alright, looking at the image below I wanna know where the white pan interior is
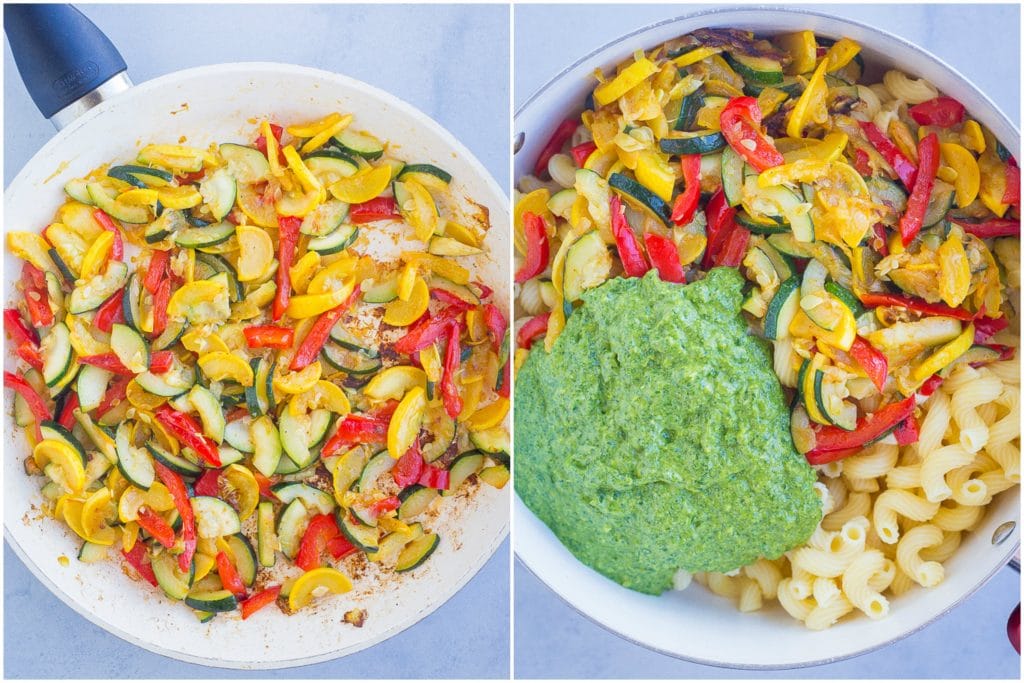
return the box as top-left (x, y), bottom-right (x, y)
top-left (4, 62), bottom-right (510, 670)
top-left (513, 8), bottom-right (1019, 669)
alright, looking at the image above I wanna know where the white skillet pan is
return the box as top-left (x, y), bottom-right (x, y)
top-left (513, 6), bottom-right (1020, 669)
top-left (4, 5), bottom-right (509, 670)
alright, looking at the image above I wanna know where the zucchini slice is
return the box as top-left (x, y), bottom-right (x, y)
top-left (218, 143), bottom-right (270, 183)
top-left (357, 450), bottom-right (395, 492)
top-left (395, 532), bottom-right (439, 572)
top-left (174, 222), bottom-right (235, 249)
top-left (41, 322), bottom-right (74, 387)
top-left (332, 129), bottom-right (384, 160)
top-left (276, 498), bottom-right (308, 559)
top-left (223, 416), bottom-right (255, 453)
top-left (184, 589), bottom-right (238, 613)
top-left (153, 551), bottom-right (195, 600)
top-left (337, 511), bottom-right (379, 553)
top-left (445, 451), bottom-right (486, 495)
top-left (257, 500), bottom-right (277, 567)
top-left (300, 200), bottom-right (349, 237)
top-left (190, 496), bottom-right (242, 538)
top-left (764, 277), bottom-right (800, 340)
top-left (563, 231), bottom-right (612, 302)
top-left (659, 131), bottom-right (726, 156)
top-left (114, 422), bottom-right (156, 490)
top-left (199, 168), bottom-right (237, 221)
top-left (398, 485), bottom-right (439, 520)
top-left (225, 534), bottom-right (257, 586)
top-left (608, 172), bottom-right (672, 227)
top-left (320, 343), bottom-right (383, 376)
top-left (725, 52), bottom-right (784, 86)
top-left (270, 482), bottom-right (335, 515)
top-left (307, 223), bottom-right (358, 255)
top-left (146, 442), bottom-right (202, 476)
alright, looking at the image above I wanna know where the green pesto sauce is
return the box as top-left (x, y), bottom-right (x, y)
top-left (515, 268), bottom-right (821, 595)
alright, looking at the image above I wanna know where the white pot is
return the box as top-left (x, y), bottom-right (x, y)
top-left (4, 62), bottom-right (510, 669)
top-left (513, 7), bottom-right (1019, 669)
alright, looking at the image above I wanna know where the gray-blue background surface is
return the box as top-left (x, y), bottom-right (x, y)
top-left (4, 3), bottom-right (509, 678)
top-left (514, 3), bottom-right (1020, 679)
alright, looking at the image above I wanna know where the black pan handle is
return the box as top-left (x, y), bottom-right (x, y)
top-left (4, 4), bottom-right (127, 120)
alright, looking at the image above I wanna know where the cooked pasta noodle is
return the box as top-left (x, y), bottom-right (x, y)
top-left (842, 550), bottom-right (891, 619)
top-left (949, 372), bottom-right (1004, 452)
top-left (896, 524), bottom-right (945, 587)
top-left (882, 69), bottom-right (939, 104)
top-left (855, 84), bottom-right (882, 119)
top-left (805, 594), bottom-right (854, 631)
top-left (873, 489), bottom-right (940, 544)
top-left (737, 577), bottom-right (764, 612)
top-left (843, 443), bottom-right (899, 480)
top-left (920, 444), bottom-right (974, 502)
top-left (518, 278), bottom-right (548, 316)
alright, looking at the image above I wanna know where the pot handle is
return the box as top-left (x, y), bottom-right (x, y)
top-left (3, 4), bottom-right (131, 128)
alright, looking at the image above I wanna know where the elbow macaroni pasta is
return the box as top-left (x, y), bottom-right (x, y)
top-left (701, 361), bottom-right (1019, 628)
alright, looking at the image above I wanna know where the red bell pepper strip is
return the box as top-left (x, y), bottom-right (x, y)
top-left (853, 147), bottom-right (873, 177)
top-left (244, 325), bottom-right (294, 349)
top-left (515, 212), bottom-right (550, 284)
top-left (95, 376), bottom-right (130, 417)
top-left (79, 353), bottom-right (134, 375)
top-left (295, 513), bottom-right (340, 572)
top-left (719, 97), bottom-right (784, 172)
top-left (216, 551), bottom-right (248, 599)
top-left (175, 170), bottom-right (206, 184)
top-left (671, 155), bottom-right (702, 226)
top-left (92, 210), bottom-right (124, 261)
top-left (4, 371), bottom-right (50, 439)
top-left (919, 374), bottom-right (944, 397)
top-left (136, 507), bottom-right (177, 548)
top-left (859, 121), bottom-right (918, 189)
top-left (858, 291), bottom-right (973, 320)
top-left (321, 413), bottom-right (391, 457)
top-left (474, 281), bottom-right (494, 301)
top-left (93, 290), bottom-right (125, 333)
top-left (368, 496), bottom-right (401, 518)
top-left (154, 404), bottom-right (221, 467)
top-left (290, 285), bottom-right (361, 371)
top-left (143, 250), bottom-right (170, 294)
top-left (121, 543), bottom-right (158, 586)
top-left (193, 469), bottom-right (221, 497)
top-left (974, 316), bottom-right (1009, 343)
top-left (153, 460), bottom-right (196, 573)
top-left (253, 470), bottom-right (278, 500)
top-left (898, 133), bottom-right (941, 246)
top-left (148, 350), bottom-right (175, 374)
top-left (848, 337), bottom-right (889, 392)
top-left (151, 278), bottom-right (171, 338)
top-left (349, 196), bottom-right (399, 223)
top-left (432, 289), bottom-right (471, 308)
top-left (806, 396), bottom-right (916, 464)
top-left (393, 441), bottom-right (425, 488)
top-left (240, 585), bottom-right (281, 619)
top-left (908, 97), bottom-right (965, 128)
top-left (642, 233), bottom-right (686, 283)
top-left (570, 141), bottom-right (597, 167)
top-left (393, 304), bottom-right (469, 355)
top-left (534, 118), bottom-right (578, 177)
top-left (872, 224), bottom-right (890, 257)
top-left (56, 393), bottom-right (79, 430)
top-left (951, 217), bottom-right (1020, 239)
top-left (418, 465), bottom-right (450, 490)
top-left (482, 303), bottom-right (507, 354)
top-left (715, 224), bottom-right (751, 268)
top-left (16, 343), bottom-right (44, 372)
top-left (326, 535), bottom-right (357, 561)
top-left (22, 263), bottom-right (53, 327)
top-left (987, 344), bottom-right (1017, 362)
top-left (894, 414), bottom-right (920, 446)
top-left (273, 215), bottom-right (302, 321)
top-left (497, 359), bottom-right (511, 399)
top-left (610, 195), bottom-right (650, 277)
top-left (701, 190), bottom-right (735, 270)
top-left (4, 308), bottom-right (38, 347)
top-left (254, 123), bottom-right (286, 165)
top-left (440, 322), bottom-right (463, 419)
top-left (1004, 163), bottom-right (1021, 206)
top-left (516, 313), bottom-right (550, 350)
